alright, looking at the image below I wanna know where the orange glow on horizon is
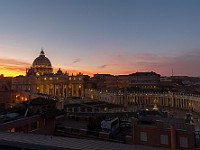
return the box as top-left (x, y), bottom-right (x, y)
top-left (53, 67), bottom-right (95, 77)
top-left (0, 68), bottom-right (25, 77)
top-left (1, 66), bottom-right (135, 77)
top-left (0, 64), bottom-right (165, 77)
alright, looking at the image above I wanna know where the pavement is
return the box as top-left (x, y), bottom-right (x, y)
top-left (0, 132), bottom-right (169, 150)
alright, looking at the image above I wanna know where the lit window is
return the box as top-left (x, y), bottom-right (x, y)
top-left (69, 77), bottom-right (71, 80)
top-left (50, 77), bottom-right (52, 80)
top-left (74, 78), bottom-right (76, 80)
top-left (56, 77), bottom-right (59, 80)
top-left (79, 78), bottom-right (81, 80)
top-left (36, 72), bottom-right (40, 76)
top-left (44, 77), bottom-right (46, 80)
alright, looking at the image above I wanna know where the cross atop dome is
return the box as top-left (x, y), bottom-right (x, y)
top-left (40, 48), bottom-right (45, 56)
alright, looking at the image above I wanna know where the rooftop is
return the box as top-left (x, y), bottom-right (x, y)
top-left (0, 132), bottom-right (169, 150)
top-left (28, 97), bottom-right (56, 105)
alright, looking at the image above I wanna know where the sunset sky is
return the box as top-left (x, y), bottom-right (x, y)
top-left (0, 0), bottom-right (200, 77)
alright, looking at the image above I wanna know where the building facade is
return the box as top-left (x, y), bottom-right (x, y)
top-left (132, 117), bottom-right (195, 150)
top-left (0, 75), bottom-right (15, 110)
top-left (128, 72), bottom-right (161, 91)
top-left (89, 72), bottom-right (161, 92)
top-left (12, 50), bottom-right (86, 102)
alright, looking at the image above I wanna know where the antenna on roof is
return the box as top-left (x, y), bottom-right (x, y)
top-left (172, 68), bottom-right (174, 77)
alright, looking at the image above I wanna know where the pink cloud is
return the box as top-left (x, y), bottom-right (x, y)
top-left (0, 58), bottom-right (30, 66)
top-left (88, 49), bottom-right (200, 76)
top-left (1, 48), bottom-right (200, 77)
top-left (0, 58), bottom-right (31, 76)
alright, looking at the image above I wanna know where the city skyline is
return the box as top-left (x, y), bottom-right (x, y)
top-left (1, 0), bottom-right (200, 77)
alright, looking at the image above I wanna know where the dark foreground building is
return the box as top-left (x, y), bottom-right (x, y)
top-left (0, 97), bottom-right (63, 134)
top-left (132, 114), bottom-right (196, 150)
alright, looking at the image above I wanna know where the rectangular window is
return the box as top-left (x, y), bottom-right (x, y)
top-left (160, 134), bottom-right (168, 145)
top-left (180, 137), bottom-right (188, 148)
top-left (140, 132), bottom-right (147, 141)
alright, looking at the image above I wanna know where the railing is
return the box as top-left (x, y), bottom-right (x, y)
top-left (87, 130), bottom-right (99, 137)
top-left (72, 128), bottom-right (80, 134)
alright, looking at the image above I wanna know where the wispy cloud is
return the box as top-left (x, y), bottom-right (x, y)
top-left (157, 49), bottom-right (200, 76)
top-left (72, 58), bottom-right (81, 64)
top-left (88, 49), bottom-right (200, 76)
top-left (0, 58), bottom-right (31, 66)
top-left (99, 65), bottom-right (108, 69)
top-left (0, 58), bottom-right (30, 76)
top-left (98, 64), bottom-right (122, 69)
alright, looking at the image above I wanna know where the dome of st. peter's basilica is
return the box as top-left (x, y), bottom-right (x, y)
top-left (32, 49), bottom-right (53, 75)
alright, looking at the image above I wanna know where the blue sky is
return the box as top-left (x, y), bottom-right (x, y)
top-left (0, 0), bottom-right (200, 76)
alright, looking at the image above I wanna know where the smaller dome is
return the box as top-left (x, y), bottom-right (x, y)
top-left (26, 67), bottom-right (35, 76)
top-left (56, 68), bottom-right (63, 75)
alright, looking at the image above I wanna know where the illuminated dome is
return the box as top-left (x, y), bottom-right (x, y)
top-left (32, 49), bottom-right (53, 75)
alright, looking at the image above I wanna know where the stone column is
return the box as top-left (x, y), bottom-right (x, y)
top-left (65, 85), bottom-right (68, 97)
top-left (71, 84), bottom-right (74, 96)
top-left (62, 84), bottom-right (65, 97)
top-left (58, 84), bottom-right (60, 97)
top-left (76, 84), bottom-right (79, 96)
top-left (47, 84), bottom-right (49, 95)
top-left (40, 84), bottom-right (43, 93)
top-left (53, 84), bottom-right (55, 96)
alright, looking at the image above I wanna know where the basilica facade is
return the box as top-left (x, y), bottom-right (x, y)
top-left (12, 50), bottom-right (86, 101)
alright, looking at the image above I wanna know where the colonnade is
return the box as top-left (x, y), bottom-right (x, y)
top-left (85, 89), bottom-right (200, 112)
